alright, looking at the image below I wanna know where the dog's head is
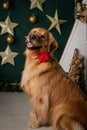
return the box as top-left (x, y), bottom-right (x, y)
top-left (25, 28), bottom-right (58, 53)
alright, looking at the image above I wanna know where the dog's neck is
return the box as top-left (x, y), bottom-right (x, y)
top-left (25, 49), bottom-right (50, 63)
top-left (37, 52), bottom-right (50, 63)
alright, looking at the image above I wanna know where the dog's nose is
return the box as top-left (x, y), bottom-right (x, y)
top-left (29, 34), bottom-right (36, 42)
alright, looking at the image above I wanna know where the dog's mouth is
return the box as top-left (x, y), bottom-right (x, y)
top-left (26, 41), bottom-right (42, 50)
top-left (27, 41), bottom-right (35, 49)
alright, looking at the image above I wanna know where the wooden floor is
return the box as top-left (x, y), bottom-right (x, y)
top-left (0, 92), bottom-right (51, 130)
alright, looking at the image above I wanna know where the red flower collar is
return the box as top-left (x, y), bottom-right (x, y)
top-left (38, 52), bottom-right (50, 63)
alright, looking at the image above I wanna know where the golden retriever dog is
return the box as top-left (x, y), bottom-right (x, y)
top-left (21, 28), bottom-right (87, 130)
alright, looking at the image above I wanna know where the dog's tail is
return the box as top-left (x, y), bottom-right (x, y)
top-left (51, 103), bottom-right (85, 130)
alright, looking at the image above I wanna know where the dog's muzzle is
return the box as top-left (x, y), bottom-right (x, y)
top-left (26, 34), bottom-right (42, 50)
top-left (29, 34), bottom-right (36, 43)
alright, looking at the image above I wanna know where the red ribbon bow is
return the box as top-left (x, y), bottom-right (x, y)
top-left (38, 52), bottom-right (50, 63)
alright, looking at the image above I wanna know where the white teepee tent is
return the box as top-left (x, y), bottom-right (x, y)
top-left (60, 0), bottom-right (87, 93)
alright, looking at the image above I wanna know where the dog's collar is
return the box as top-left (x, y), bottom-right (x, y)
top-left (38, 52), bottom-right (50, 63)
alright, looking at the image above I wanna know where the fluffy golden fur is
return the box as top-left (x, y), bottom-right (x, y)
top-left (21, 28), bottom-right (87, 130)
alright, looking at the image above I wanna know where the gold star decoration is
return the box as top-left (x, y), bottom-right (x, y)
top-left (30, 0), bottom-right (46, 11)
top-left (0, 46), bottom-right (19, 66)
top-left (46, 10), bottom-right (67, 35)
top-left (0, 16), bottom-right (19, 36)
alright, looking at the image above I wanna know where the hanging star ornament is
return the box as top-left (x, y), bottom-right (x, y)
top-left (0, 16), bottom-right (19, 36)
top-left (46, 10), bottom-right (67, 35)
top-left (30, 0), bottom-right (46, 11)
top-left (0, 46), bottom-right (19, 66)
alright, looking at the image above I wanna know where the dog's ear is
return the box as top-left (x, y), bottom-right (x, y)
top-left (48, 32), bottom-right (58, 53)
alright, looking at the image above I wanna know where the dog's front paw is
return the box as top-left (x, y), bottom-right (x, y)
top-left (28, 120), bottom-right (40, 128)
top-left (30, 112), bottom-right (36, 118)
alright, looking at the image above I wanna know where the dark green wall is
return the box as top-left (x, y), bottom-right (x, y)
top-left (0, 0), bottom-right (75, 83)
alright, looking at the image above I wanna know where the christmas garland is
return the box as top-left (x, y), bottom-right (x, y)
top-left (0, 79), bottom-right (22, 92)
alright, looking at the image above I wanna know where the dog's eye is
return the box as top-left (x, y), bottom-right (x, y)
top-left (41, 35), bottom-right (45, 39)
top-left (33, 31), bottom-right (36, 33)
